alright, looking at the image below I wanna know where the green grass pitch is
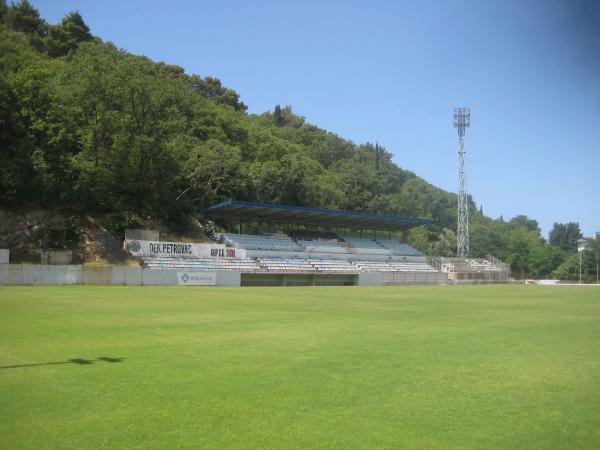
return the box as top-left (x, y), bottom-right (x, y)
top-left (1, 285), bottom-right (599, 449)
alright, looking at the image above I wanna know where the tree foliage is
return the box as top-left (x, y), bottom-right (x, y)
top-left (4, 0), bottom-right (45, 35)
top-left (46, 11), bottom-right (93, 57)
top-left (548, 222), bottom-right (582, 252)
top-left (553, 239), bottom-right (600, 283)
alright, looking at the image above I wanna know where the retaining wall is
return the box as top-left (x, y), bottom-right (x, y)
top-left (357, 272), bottom-right (385, 286)
top-left (40, 250), bottom-right (73, 265)
top-left (0, 265), bottom-right (240, 286)
top-left (0, 265), bottom-right (450, 286)
top-left (125, 229), bottom-right (160, 241)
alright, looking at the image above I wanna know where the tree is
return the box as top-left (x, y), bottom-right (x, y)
top-left (11, 63), bottom-right (65, 203)
top-left (527, 244), bottom-right (565, 278)
top-left (504, 228), bottom-right (539, 276)
top-left (470, 222), bottom-right (506, 258)
top-left (430, 228), bottom-right (456, 257)
top-left (189, 75), bottom-right (247, 111)
top-left (46, 11), bottom-right (93, 57)
top-left (178, 137), bottom-right (242, 207)
top-left (509, 215), bottom-right (540, 234)
top-left (270, 105), bottom-right (305, 128)
top-left (549, 222), bottom-right (582, 252)
top-left (553, 253), bottom-right (580, 281)
top-left (306, 173), bottom-right (346, 209)
top-left (0, 72), bottom-right (39, 204)
top-left (553, 238), bottom-right (599, 283)
top-left (0, 0), bottom-right (7, 22)
top-left (48, 42), bottom-right (188, 213)
top-left (5, 0), bottom-right (46, 35)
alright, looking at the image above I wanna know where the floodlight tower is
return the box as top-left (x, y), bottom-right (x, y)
top-left (454, 107), bottom-right (470, 258)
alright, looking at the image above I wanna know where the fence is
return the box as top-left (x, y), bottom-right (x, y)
top-left (382, 271), bottom-right (448, 284)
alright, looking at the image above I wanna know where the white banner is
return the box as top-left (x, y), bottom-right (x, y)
top-left (178, 272), bottom-right (217, 286)
top-left (125, 240), bottom-right (246, 258)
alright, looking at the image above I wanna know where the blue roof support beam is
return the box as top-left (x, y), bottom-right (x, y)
top-left (203, 200), bottom-right (431, 232)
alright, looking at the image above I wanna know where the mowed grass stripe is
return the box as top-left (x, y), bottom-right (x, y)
top-left (1, 285), bottom-right (599, 449)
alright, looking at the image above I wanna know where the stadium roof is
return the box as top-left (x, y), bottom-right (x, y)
top-left (203, 200), bottom-right (431, 231)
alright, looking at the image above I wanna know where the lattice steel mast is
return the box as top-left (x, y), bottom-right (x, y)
top-left (454, 107), bottom-right (470, 258)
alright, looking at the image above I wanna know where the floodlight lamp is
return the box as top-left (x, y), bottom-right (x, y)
top-left (453, 107), bottom-right (471, 128)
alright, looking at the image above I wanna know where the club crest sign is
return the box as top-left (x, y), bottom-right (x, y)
top-left (128, 240), bottom-right (141, 253)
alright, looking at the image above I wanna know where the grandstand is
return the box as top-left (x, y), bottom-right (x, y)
top-left (123, 200), bottom-right (507, 286)
top-left (337, 233), bottom-right (390, 255)
top-left (308, 259), bottom-right (357, 273)
top-left (431, 256), bottom-right (510, 282)
top-left (293, 232), bottom-right (348, 253)
top-left (221, 232), bottom-right (301, 252)
top-left (374, 237), bottom-right (423, 256)
top-left (354, 261), bottom-right (437, 272)
top-left (143, 255), bottom-right (261, 272)
top-left (257, 258), bottom-right (316, 272)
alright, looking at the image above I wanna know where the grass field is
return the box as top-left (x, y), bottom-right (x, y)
top-left (1, 285), bottom-right (599, 449)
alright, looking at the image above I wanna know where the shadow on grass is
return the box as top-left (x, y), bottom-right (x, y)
top-left (0, 356), bottom-right (126, 369)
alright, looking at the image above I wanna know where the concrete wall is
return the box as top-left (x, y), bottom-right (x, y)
top-left (0, 249), bottom-right (9, 264)
top-left (0, 264), bottom-right (80, 285)
top-left (357, 272), bottom-right (385, 286)
top-left (125, 229), bottom-right (160, 241)
top-left (40, 250), bottom-right (72, 265)
top-left (215, 271), bottom-right (242, 286)
top-left (0, 265), bottom-right (447, 286)
top-left (0, 265), bottom-right (241, 286)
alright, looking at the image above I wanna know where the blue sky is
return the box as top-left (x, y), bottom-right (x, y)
top-left (33, 0), bottom-right (600, 237)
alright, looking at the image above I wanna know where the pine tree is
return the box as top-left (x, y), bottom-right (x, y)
top-left (46, 11), bottom-right (93, 57)
top-left (0, 0), bottom-right (8, 23)
top-left (5, 0), bottom-right (46, 35)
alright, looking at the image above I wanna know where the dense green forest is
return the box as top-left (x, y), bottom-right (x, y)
top-left (0, 1), bottom-right (597, 280)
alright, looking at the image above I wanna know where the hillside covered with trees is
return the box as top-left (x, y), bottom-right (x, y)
top-left (1, 1), bottom-right (596, 280)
